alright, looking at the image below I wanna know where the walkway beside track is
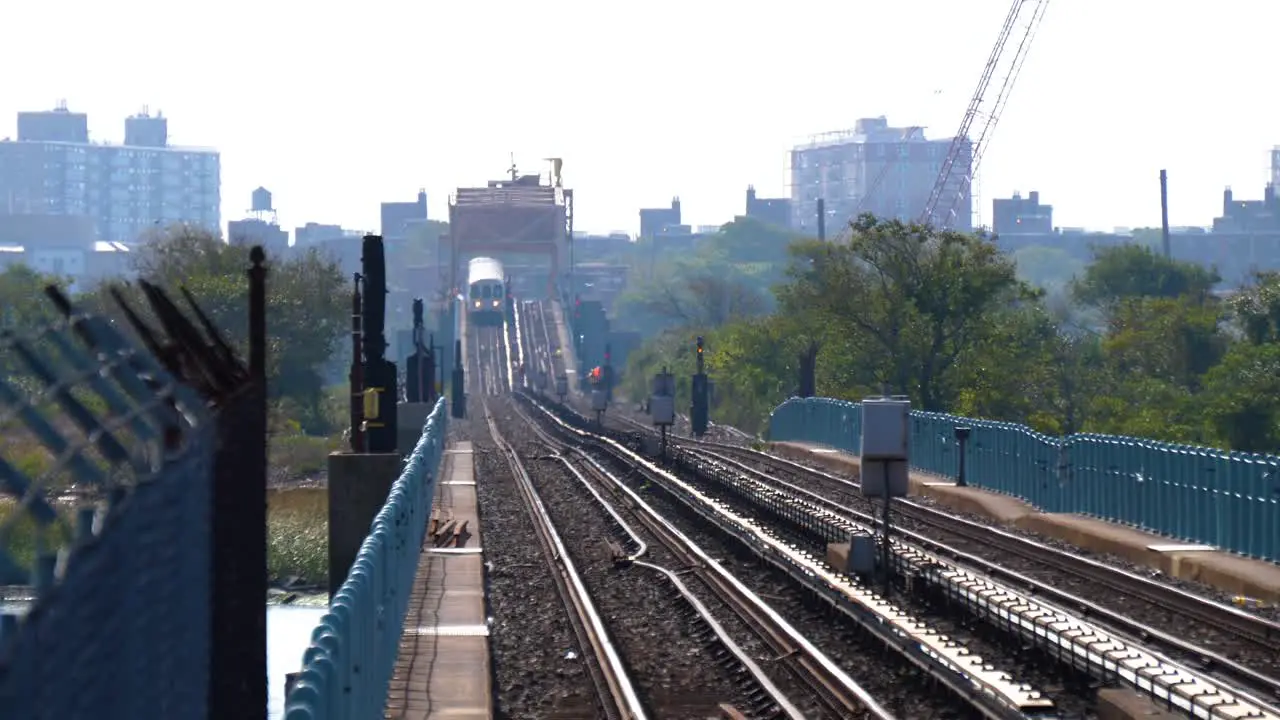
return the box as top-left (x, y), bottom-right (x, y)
top-left (770, 441), bottom-right (1280, 604)
top-left (549, 298), bottom-right (578, 389)
top-left (385, 441), bottom-right (492, 720)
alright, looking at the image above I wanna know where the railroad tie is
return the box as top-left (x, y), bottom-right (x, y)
top-left (433, 520), bottom-right (457, 547)
top-left (769, 648), bottom-right (799, 663)
top-left (716, 704), bottom-right (749, 720)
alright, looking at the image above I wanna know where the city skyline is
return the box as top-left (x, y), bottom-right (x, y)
top-left (4, 1), bottom-right (1278, 237)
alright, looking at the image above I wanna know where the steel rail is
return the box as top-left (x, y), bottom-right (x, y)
top-left (522, 393), bottom-right (1051, 720)
top-left (704, 443), bottom-right (1280, 695)
top-left (681, 448), bottom-right (1280, 720)
top-left (483, 404), bottom-right (647, 720)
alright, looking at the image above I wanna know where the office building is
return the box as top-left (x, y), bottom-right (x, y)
top-left (639, 198), bottom-right (681, 238)
top-left (992, 191), bottom-right (1053, 236)
top-left (744, 186), bottom-right (791, 229)
top-left (789, 116), bottom-right (972, 235)
top-left (0, 104), bottom-right (220, 243)
top-left (381, 190), bottom-right (427, 241)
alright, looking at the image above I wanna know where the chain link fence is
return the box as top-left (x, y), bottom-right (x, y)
top-left (0, 249), bottom-right (269, 720)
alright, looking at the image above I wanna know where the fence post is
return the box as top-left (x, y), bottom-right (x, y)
top-left (208, 246), bottom-right (270, 719)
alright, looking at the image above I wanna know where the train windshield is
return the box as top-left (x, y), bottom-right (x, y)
top-left (482, 285), bottom-right (492, 299)
top-left (470, 285), bottom-right (480, 299)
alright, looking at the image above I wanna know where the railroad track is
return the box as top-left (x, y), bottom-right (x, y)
top-left (470, 324), bottom-right (510, 397)
top-left (482, 401), bottom-right (645, 719)
top-left (698, 443), bottom-right (1280, 701)
top-left (534, 394), bottom-right (1280, 720)
top-left (520, 393), bottom-right (1072, 719)
top-left (512, 402), bottom-right (890, 719)
top-left (611, 411), bottom-right (1280, 688)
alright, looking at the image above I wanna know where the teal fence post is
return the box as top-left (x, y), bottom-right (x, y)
top-left (284, 396), bottom-right (449, 720)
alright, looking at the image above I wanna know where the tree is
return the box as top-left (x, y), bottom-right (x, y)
top-left (1099, 296), bottom-right (1225, 391)
top-left (779, 214), bottom-right (1030, 410)
top-left (1229, 271), bottom-right (1280, 345)
top-left (0, 265), bottom-right (72, 377)
top-left (699, 216), bottom-right (800, 266)
top-left (1200, 342), bottom-right (1280, 452)
top-left (1072, 243), bottom-right (1220, 307)
top-left (613, 259), bottom-right (769, 336)
top-left (1010, 245), bottom-right (1084, 291)
top-left (97, 226), bottom-right (348, 432)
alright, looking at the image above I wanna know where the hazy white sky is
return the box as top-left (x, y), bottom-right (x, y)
top-left (3, 1), bottom-right (1276, 237)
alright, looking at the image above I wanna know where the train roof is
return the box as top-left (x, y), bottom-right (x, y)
top-left (467, 256), bottom-right (504, 284)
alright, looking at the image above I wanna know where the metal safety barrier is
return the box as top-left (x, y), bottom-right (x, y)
top-left (283, 395), bottom-right (448, 720)
top-left (768, 397), bottom-right (1280, 563)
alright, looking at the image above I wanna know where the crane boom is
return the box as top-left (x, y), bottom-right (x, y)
top-left (830, 125), bottom-right (922, 245)
top-left (920, 0), bottom-right (1050, 230)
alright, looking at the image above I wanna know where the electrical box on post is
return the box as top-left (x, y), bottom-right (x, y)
top-left (860, 398), bottom-right (910, 461)
top-left (650, 396), bottom-right (675, 425)
top-left (555, 374), bottom-right (568, 398)
top-left (590, 389), bottom-right (608, 412)
top-left (860, 459), bottom-right (908, 498)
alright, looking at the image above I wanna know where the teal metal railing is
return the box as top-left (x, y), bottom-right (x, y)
top-left (284, 396), bottom-right (449, 719)
top-left (768, 397), bottom-right (1280, 563)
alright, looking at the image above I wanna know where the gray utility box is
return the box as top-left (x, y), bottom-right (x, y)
top-left (649, 396), bottom-right (675, 425)
top-left (861, 398), bottom-right (910, 461)
top-left (827, 533), bottom-right (878, 575)
top-left (650, 372), bottom-right (676, 425)
top-left (591, 389), bottom-right (608, 411)
top-left (848, 533), bottom-right (878, 575)
top-left (861, 459), bottom-right (909, 498)
top-left (555, 375), bottom-right (569, 397)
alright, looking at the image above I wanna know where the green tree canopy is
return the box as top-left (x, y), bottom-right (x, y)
top-left (780, 214), bottom-right (1031, 409)
top-left (96, 226), bottom-right (348, 432)
top-left (1072, 243), bottom-right (1220, 307)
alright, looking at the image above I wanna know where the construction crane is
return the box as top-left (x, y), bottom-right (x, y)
top-left (856, 125), bottom-right (924, 217)
top-left (920, 0), bottom-right (1050, 230)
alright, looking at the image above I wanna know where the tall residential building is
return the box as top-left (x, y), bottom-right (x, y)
top-left (0, 105), bottom-right (220, 243)
top-left (789, 117), bottom-right (972, 235)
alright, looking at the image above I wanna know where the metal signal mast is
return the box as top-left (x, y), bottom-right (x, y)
top-left (920, 0), bottom-right (1050, 230)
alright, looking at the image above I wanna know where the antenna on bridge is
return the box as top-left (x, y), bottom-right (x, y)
top-left (508, 153), bottom-right (518, 181)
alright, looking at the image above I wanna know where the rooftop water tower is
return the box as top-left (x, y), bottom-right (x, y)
top-left (249, 187), bottom-right (277, 226)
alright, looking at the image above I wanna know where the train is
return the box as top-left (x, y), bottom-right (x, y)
top-left (467, 256), bottom-right (507, 327)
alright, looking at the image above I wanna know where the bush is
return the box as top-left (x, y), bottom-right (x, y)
top-left (267, 488), bottom-right (328, 585)
top-left (0, 500), bottom-right (73, 581)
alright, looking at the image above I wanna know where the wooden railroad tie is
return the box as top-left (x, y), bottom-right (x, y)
top-left (717, 704), bottom-right (749, 720)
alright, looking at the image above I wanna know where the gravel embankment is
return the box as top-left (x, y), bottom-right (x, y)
top-left (509, 403), bottom-right (1005, 719)
top-left (486, 398), bottom-right (766, 718)
top-left (454, 414), bottom-right (599, 719)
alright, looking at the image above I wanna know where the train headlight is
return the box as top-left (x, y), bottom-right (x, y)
top-left (491, 299), bottom-right (500, 307)
top-left (474, 300), bottom-right (481, 308)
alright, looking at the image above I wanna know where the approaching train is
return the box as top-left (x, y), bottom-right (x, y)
top-left (467, 256), bottom-right (507, 326)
